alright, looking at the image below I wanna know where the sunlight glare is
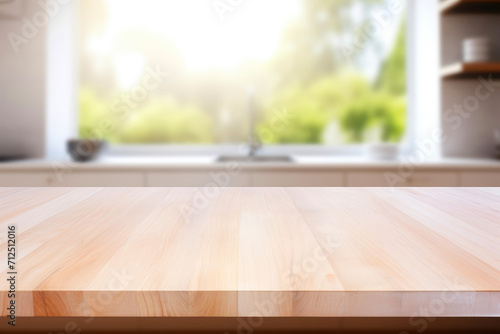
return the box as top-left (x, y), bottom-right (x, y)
top-left (90, 0), bottom-right (301, 72)
top-left (113, 53), bottom-right (145, 90)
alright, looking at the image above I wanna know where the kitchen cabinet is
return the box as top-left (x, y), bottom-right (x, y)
top-left (2, 164), bottom-right (500, 187)
top-left (146, 171), bottom-right (250, 187)
top-left (147, 171), bottom-right (343, 187)
top-left (0, 172), bottom-right (144, 187)
top-left (0, 173), bottom-right (53, 187)
top-left (346, 171), bottom-right (459, 187)
top-left (460, 172), bottom-right (500, 186)
top-left (250, 171), bottom-right (344, 187)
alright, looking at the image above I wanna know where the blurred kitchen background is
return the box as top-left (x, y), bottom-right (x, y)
top-left (1, 0), bottom-right (500, 187)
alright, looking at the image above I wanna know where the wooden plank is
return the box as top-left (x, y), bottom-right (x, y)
top-left (441, 62), bottom-right (500, 79)
top-left (441, 0), bottom-right (500, 14)
top-left (0, 188), bottom-right (499, 318)
top-left (237, 188), bottom-right (343, 316)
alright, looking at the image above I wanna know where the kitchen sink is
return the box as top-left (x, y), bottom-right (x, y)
top-left (217, 155), bottom-right (294, 163)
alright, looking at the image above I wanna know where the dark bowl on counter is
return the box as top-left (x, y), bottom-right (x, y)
top-left (67, 139), bottom-right (107, 162)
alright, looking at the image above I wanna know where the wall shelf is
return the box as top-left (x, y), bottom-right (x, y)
top-left (441, 62), bottom-right (500, 79)
top-left (440, 0), bottom-right (500, 14)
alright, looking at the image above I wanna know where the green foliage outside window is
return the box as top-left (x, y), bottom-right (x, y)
top-left (80, 0), bottom-right (407, 145)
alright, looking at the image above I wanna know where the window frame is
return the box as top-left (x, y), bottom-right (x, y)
top-left (82, 1), bottom-right (416, 157)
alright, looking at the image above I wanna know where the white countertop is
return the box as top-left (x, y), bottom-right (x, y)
top-left (1, 155), bottom-right (500, 171)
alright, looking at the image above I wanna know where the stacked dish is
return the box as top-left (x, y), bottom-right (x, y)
top-left (463, 37), bottom-right (490, 63)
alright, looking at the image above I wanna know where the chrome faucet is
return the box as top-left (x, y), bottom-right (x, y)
top-left (248, 136), bottom-right (262, 158)
top-left (247, 86), bottom-right (261, 157)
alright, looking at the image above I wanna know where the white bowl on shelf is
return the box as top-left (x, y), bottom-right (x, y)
top-left (463, 37), bottom-right (491, 63)
top-left (365, 143), bottom-right (400, 161)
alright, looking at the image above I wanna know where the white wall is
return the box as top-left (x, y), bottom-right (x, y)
top-left (0, 0), bottom-right (77, 160)
top-left (45, 0), bottom-right (78, 159)
top-left (0, 1), bottom-right (47, 158)
top-left (410, 0), bottom-right (441, 160)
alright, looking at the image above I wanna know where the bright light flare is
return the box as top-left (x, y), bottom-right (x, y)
top-left (88, 0), bottom-right (301, 72)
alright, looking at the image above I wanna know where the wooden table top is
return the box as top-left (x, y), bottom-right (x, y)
top-left (0, 188), bottom-right (499, 318)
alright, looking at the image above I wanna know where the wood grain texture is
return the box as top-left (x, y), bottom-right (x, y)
top-left (441, 62), bottom-right (500, 79)
top-left (0, 188), bottom-right (499, 317)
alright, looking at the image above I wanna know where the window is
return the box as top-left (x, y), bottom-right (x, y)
top-left (79, 0), bottom-right (408, 147)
